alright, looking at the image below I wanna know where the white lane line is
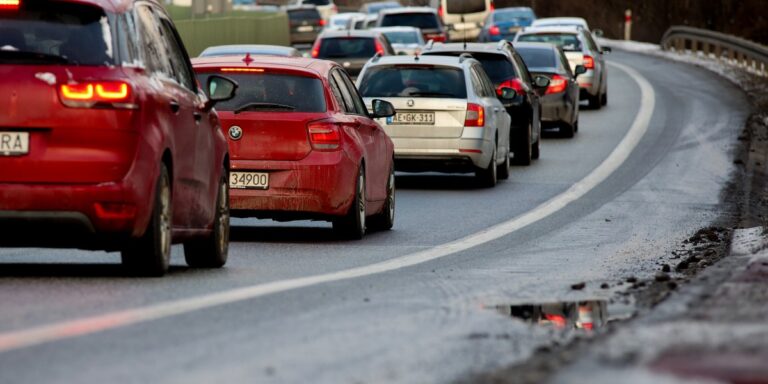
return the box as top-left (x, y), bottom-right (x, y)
top-left (0, 62), bottom-right (655, 353)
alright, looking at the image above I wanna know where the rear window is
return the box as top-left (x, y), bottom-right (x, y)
top-left (359, 66), bottom-right (466, 99)
top-left (516, 47), bottom-right (556, 69)
top-left (0, 2), bottom-right (114, 66)
top-left (195, 73), bottom-right (327, 113)
top-left (446, 0), bottom-right (486, 14)
top-left (493, 10), bottom-right (535, 22)
top-left (288, 9), bottom-right (320, 21)
top-left (425, 52), bottom-right (516, 83)
top-left (380, 13), bottom-right (439, 29)
top-left (318, 38), bottom-right (376, 58)
top-left (517, 33), bottom-right (582, 51)
top-left (302, 0), bottom-right (330, 5)
top-left (382, 31), bottom-right (421, 45)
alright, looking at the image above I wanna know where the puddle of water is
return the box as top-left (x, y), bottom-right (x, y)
top-left (490, 300), bottom-right (633, 331)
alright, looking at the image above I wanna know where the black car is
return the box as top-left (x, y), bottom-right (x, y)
top-left (514, 42), bottom-right (584, 138)
top-left (287, 6), bottom-right (323, 45)
top-left (422, 41), bottom-right (550, 165)
top-left (311, 30), bottom-right (395, 77)
top-left (376, 7), bottom-right (446, 43)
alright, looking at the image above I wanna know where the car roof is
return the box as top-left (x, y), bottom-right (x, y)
top-left (318, 30), bottom-right (381, 38)
top-left (191, 56), bottom-right (336, 77)
top-left (200, 45), bottom-right (299, 56)
top-left (366, 54), bottom-right (472, 69)
top-left (58, 0), bottom-right (137, 13)
top-left (425, 42), bottom-right (513, 55)
top-left (331, 12), bottom-right (366, 20)
top-left (493, 7), bottom-right (534, 13)
top-left (532, 17), bottom-right (588, 25)
top-left (380, 6), bottom-right (437, 15)
top-left (373, 26), bottom-right (422, 33)
top-left (519, 26), bottom-right (583, 35)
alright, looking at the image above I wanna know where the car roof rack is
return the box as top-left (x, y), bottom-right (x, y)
top-left (370, 51), bottom-right (383, 63)
top-left (458, 52), bottom-right (474, 63)
top-left (496, 40), bottom-right (509, 51)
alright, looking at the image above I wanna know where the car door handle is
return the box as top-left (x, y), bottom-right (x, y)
top-left (169, 100), bottom-right (180, 113)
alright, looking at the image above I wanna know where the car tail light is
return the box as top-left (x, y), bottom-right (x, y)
top-left (94, 202), bottom-right (137, 220)
top-left (375, 39), bottom-right (384, 55)
top-left (59, 81), bottom-right (137, 109)
top-left (496, 78), bottom-right (524, 97)
top-left (465, 103), bottom-right (484, 127)
top-left (311, 38), bottom-right (321, 58)
top-left (489, 2), bottom-right (495, 12)
top-left (307, 121), bottom-right (341, 150)
top-left (489, 25), bottom-right (500, 36)
top-left (0, 0), bottom-right (20, 10)
top-left (425, 33), bottom-right (446, 43)
top-left (545, 75), bottom-right (567, 95)
top-left (437, 5), bottom-right (443, 19)
top-left (583, 55), bottom-right (595, 69)
top-left (319, 19), bottom-right (326, 27)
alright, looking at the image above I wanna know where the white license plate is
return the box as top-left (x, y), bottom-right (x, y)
top-left (387, 112), bottom-right (435, 125)
top-left (230, 172), bottom-right (269, 190)
top-left (0, 131), bottom-right (29, 156)
top-left (297, 26), bottom-right (313, 32)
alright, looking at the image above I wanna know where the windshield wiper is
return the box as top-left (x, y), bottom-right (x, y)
top-left (0, 50), bottom-right (72, 64)
top-left (234, 102), bottom-right (296, 114)
top-left (403, 91), bottom-right (456, 97)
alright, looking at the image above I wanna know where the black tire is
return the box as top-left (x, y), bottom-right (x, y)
top-left (476, 145), bottom-right (498, 188)
top-left (184, 169), bottom-right (229, 268)
top-left (121, 164), bottom-right (172, 277)
top-left (513, 122), bottom-right (532, 166)
top-left (561, 121), bottom-right (575, 138)
top-left (368, 165), bottom-right (395, 231)
top-left (498, 144), bottom-right (511, 180)
top-left (531, 138), bottom-right (541, 160)
top-left (588, 92), bottom-right (602, 110)
top-left (601, 91), bottom-right (608, 106)
top-left (333, 166), bottom-right (366, 239)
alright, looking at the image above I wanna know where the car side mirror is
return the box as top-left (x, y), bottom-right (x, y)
top-left (533, 75), bottom-right (550, 88)
top-left (204, 75), bottom-right (238, 111)
top-left (593, 28), bottom-right (604, 38)
top-left (574, 65), bottom-right (587, 76)
top-left (371, 99), bottom-right (396, 118)
top-left (499, 87), bottom-right (517, 100)
top-left (601, 46), bottom-right (612, 54)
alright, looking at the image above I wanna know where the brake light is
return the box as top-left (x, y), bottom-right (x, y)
top-left (465, 103), bottom-right (484, 127)
top-left (583, 55), bottom-right (595, 69)
top-left (59, 81), bottom-right (136, 109)
top-left (375, 39), bottom-right (384, 55)
top-left (489, 2), bottom-right (495, 12)
top-left (221, 68), bottom-right (265, 73)
top-left (496, 78), bottom-right (524, 97)
top-left (0, 0), bottom-right (20, 10)
top-left (307, 121), bottom-right (341, 150)
top-left (424, 33), bottom-right (446, 43)
top-left (311, 38), bottom-right (321, 58)
top-left (489, 25), bottom-right (500, 36)
top-left (319, 19), bottom-right (326, 27)
top-left (437, 5), bottom-right (443, 19)
top-left (545, 75), bottom-right (567, 95)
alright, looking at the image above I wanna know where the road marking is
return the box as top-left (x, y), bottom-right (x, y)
top-left (0, 62), bottom-right (655, 353)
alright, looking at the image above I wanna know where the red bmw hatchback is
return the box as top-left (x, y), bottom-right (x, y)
top-left (0, 0), bottom-right (237, 276)
top-left (192, 56), bottom-right (397, 239)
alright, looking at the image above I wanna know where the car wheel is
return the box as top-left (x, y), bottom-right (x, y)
top-left (476, 145), bottom-right (498, 188)
top-left (588, 91), bottom-right (602, 110)
top-left (601, 91), bottom-right (608, 106)
top-left (333, 166), bottom-right (366, 239)
top-left (184, 169), bottom-right (229, 268)
top-left (513, 121), bottom-right (532, 166)
top-left (532, 137), bottom-right (541, 160)
top-left (498, 144), bottom-right (511, 180)
top-left (121, 164), bottom-right (172, 277)
top-left (562, 121), bottom-right (575, 138)
top-left (368, 165), bottom-right (395, 231)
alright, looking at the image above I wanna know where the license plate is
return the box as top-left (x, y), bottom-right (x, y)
top-left (387, 112), bottom-right (435, 125)
top-left (230, 172), bottom-right (269, 190)
top-left (0, 131), bottom-right (29, 156)
top-left (297, 26), bottom-right (313, 32)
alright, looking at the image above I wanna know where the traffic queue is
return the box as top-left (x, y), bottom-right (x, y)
top-left (0, 0), bottom-right (611, 276)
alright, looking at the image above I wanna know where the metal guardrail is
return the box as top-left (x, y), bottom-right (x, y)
top-left (661, 26), bottom-right (768, 77)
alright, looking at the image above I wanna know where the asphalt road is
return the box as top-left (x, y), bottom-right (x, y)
top-left (0, 51), bottom-right (750, 384)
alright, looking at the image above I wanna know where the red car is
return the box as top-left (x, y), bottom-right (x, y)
top-left (192, 55), bottom-right (397, 239)
top-left (0, 0), bottom-right (237, 276)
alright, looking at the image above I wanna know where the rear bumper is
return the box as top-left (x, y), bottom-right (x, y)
top-left (577, 71), bottom-right (599, 97)
top-left (229, 150), bottom-right (357, 220)
top-left (290, 31), bottom-right (319, 44)
top-left (447, 27), bottom-right (481, 41)
top-left (392, 136), bottom-right (493, 171)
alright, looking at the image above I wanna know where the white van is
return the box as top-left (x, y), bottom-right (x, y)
top-left (431, 0), bottom-right (493, 41)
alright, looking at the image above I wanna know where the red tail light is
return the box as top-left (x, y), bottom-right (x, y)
top-left (465, 103), bottom-right (485, 127)
top-left (59, 81), bottom-right (136, 109)
top-left (545, 75), bottom-right (567, 95)
top-left (425, 33), bottom-right (446, 43)
top-left (311, 38), bottom-right (321, 58)
top-left (0, 0), bottom-right (20, 10)
top-left (489, 25), bottom-right (500, 36)
top-left (437, 5), bottom-right (443, 19)
top-left (307, 121), bottom-right (341, 150)
top-left (319, 19), bottom-right (326, 27)
top-left (375, 39), bottom-right (385, 55)
top-left (496, 78), bottom-right (524, 97)
top-left (489, 2), bottom-right (495, 12)
top-left (583, 55), bottom-right (595, 69)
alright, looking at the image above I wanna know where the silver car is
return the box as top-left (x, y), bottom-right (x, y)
top-left (373, 26), bottom-right (425, 55)
top-left (357, 55), bottom-right (514, 187)
top-left (514, 26), bottom-right (610, 109)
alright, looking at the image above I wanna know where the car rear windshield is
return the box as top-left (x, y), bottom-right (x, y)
top-left (302, 0), bottom-right (330, 5)
top-left (0, 2), bottom-right (115, 66)
top-left (426, 52), bottom-right (516, 83)
top-left (517, 33), bottom-right (582, 51)
top-left (318, 38), bottom-right (376, 58)
top-left (288, 9), bottom-right (321, 21)
top-left (446, 0), bottom-right (486, 14)
top-left (380, 13), bottom-right (439, 29)
top-left (196, 73), bottom-right (327, 113)
top-left (516, 47), bottom-right (557, 69)
top-left (494, 10), bottom-right (535, 22)
top-left (359, 66), bottom-right (466, 98)
top-left (382, 31), bottom-right (420, 45)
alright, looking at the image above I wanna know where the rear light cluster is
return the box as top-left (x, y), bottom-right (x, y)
top-left (465, 103), bottom-right (484, 127)
top-left (318, 19), bottom-right (326, 27)
top-left (496, 78), bottom-right (525, 97)
top-left (58, 81), bottom-right (137, 109)
top-left (375, 39), bottom-right (385, 55)
top-left (582, 55), bottom-right (595, 69)
top-left (424, 33), bottom-right (446, 43)
top-left (489, 25), bottom-right (500, 36)
top-left (0, 0), bottom-right (19, 10)
top-left (545, 75), bottom-right (567, 95)
top-left (311, 39), bottom-right (321, 58)
top-left (307, 121), bottom-right (341, 151)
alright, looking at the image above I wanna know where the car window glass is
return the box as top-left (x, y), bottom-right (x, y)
top-left (380, 13), bottom-right (439, 29)
top-left (478, 67), bottom-right (496, 97)
top-left (331, 70), bottom-right (356, 114)
top-left (359, 66), bottom-right (467, 99)
top-left (557, 49), bottom-right (573, 76)
top-left (328, 75), bottom-right (347, 111)
top-left (116, 13), bottom-right (139, 66)
top-left (511, 53), bottom-right (531, 84)
top-left (159, 18), bottom-right (195, 91)
top-left (195, 73), bottom-right (327, 112)
top-left (135, 5), bottom-right (173, 79)
top-left (582, 31), bottom-right (599, 52)
top-left (469, 67), bottom-right (485, 97)
top-left (339, 71), bottom-right (369, 115)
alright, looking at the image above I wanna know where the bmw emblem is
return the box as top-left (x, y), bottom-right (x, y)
top-left (407, 99), bottom-right (415, 107)
top-left (229, 126), bottom-right (243, 141)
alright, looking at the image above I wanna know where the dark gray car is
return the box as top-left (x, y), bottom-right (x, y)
top-left (311, 30), bottom-right (395, 77)
top-left (287, 6), bottom-right (323, 45)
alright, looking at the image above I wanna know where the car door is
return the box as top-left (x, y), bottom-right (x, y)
top-left (471, 65), bottom-right (507, 159)
top-left (510, 50), bottom-right (541, 142)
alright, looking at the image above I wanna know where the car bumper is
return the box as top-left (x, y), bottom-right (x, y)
top-left (290, 31), bottom-right (319, 44)
top-left (229, 150), bottom-right (356, 220)
top-left (540, 93), bottom-right (574, 124)
top-left (391, 136), bottom-right (493, 172)
top-left (577, 71), bottom-right (599, 97)
top-left (448, 27), bottom-right (481, 41)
